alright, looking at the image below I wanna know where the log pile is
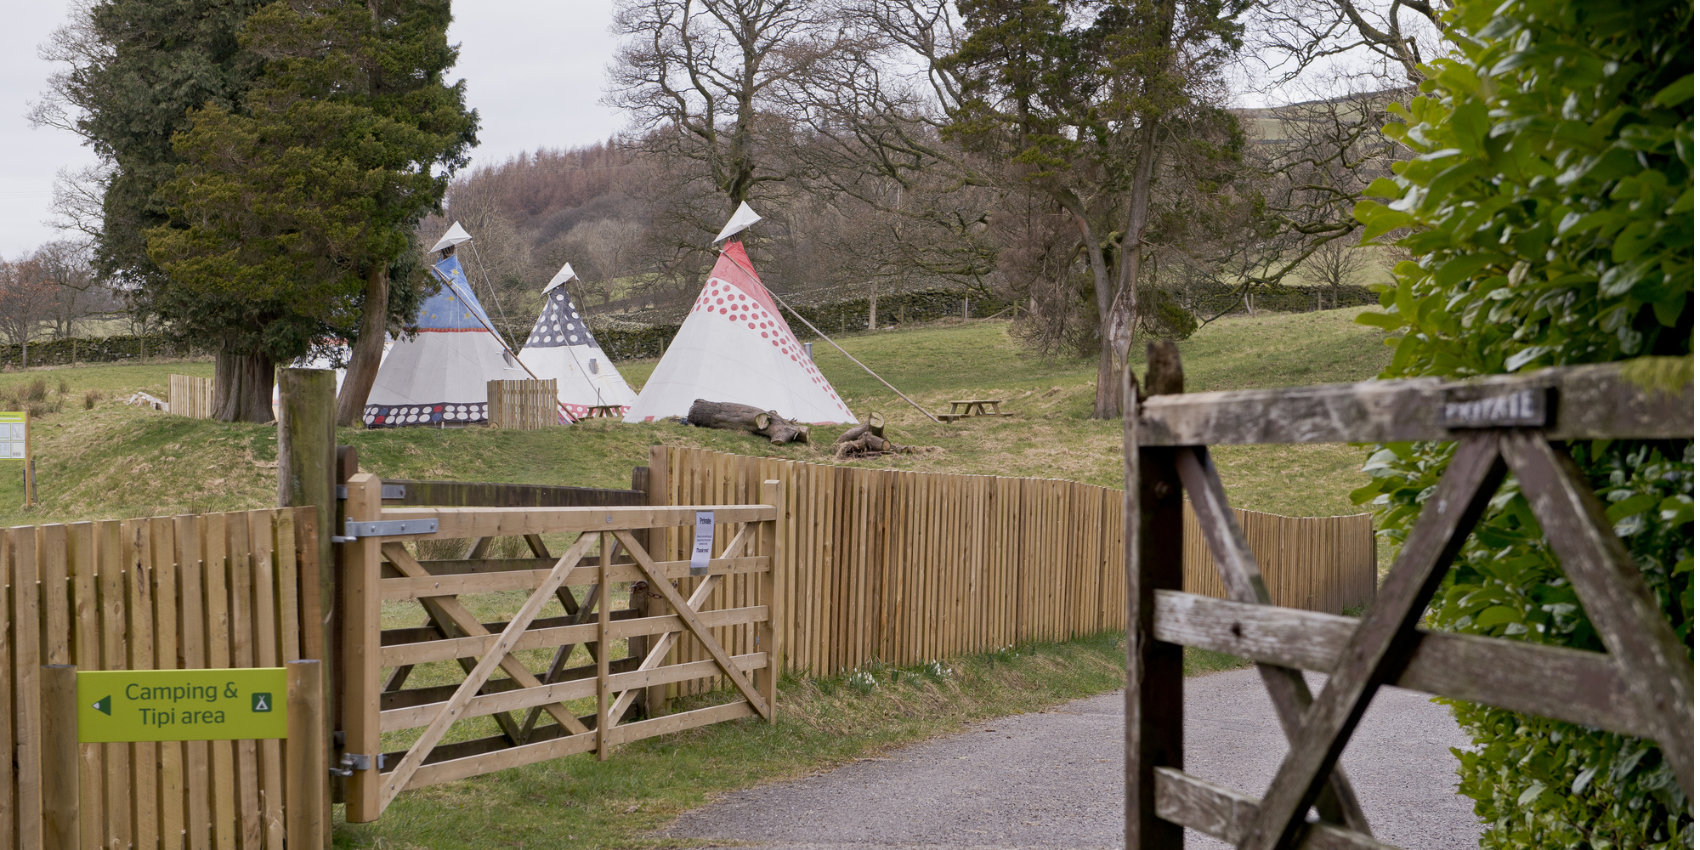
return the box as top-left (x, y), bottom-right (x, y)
top-left (686, 399), bottom-right (811, 444)
top-left (832, 413), bottom-right (931, 459)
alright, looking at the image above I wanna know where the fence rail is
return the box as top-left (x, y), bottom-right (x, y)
top-left (1, 507), bottom-right (320, 850)
top-left (654, 447), bottom-right (1374, 679)
top-left (168, 374), bottom-right (213, 420)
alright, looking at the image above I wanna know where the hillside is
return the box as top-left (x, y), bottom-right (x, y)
top-left (0, 309), bottom-right (1391, 529)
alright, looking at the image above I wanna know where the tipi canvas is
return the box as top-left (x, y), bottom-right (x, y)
top-left (363, 243), bottom-right (528, 427)
top-left (518, 263), bottom-right (638, 420)
top-left (625, 237), bottom-right (855, 425)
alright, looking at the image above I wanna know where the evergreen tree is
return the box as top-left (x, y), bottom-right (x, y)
top-left (145, 0), bottom-right (476, 422)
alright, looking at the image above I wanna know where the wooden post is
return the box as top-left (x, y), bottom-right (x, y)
top-left (758, 479), bottom-right (785, 720)
top-left (629, 465), bottom-right (652, 718)
top-left (340, 472), bottom-right (383, 822)
top-left (1126, 341), bottom-right (1186, 850)
top-left (596, 534), bottom-right (611, 760)
top-left (645, 445), bottom-right (670, 717)
top-left (42, 664), bottom-right (79, 850)
top-left (286, 660), bottom-right (327, 850)
top-left (23, 411), bottom-right (34, 508)
top-left (277, 368), bottom-right (336, 809)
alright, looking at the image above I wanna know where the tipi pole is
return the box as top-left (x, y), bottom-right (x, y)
top-left (767, 290), bottom-right (942, 424)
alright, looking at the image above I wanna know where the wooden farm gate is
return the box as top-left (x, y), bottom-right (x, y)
top-left (1124, 350), bottom-right (1694, 849)
top-left (1, 507), bottom-right (323, 850)
top-left (337, 471), bottom-right (784, 822)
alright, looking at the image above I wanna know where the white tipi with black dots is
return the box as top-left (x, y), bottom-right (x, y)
top-left (517, 262), bottom-right (637, 420)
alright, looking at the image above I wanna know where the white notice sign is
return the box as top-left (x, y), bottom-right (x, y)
top-left (0, 413), bottom-right (25, 461)
top-left (690, 511), bottom-right (715, 576)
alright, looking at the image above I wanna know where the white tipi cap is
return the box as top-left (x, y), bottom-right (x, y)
top-left (430, 221), bottom-right (473, 253)
top-left (544, 261), bottom-right (577, 293)
top-left (712, 202), bottom-right (762, 244)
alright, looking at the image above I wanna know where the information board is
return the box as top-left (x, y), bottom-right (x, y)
top-left (77, 667), bottom-right (289, 743)
top-left (0, 412), bottom-right (25, 460)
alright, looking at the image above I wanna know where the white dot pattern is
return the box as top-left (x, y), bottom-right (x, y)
top-left (690, 277), bottom-right (852, 418)
top-left (526, 290), bottom-right (600, 350)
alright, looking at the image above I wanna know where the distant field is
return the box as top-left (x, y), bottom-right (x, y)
top-left (0, 309), bottom-right (1392, 528)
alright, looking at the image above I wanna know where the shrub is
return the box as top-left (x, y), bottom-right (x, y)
top-left (1353, 0), bottom-right (1692, 844)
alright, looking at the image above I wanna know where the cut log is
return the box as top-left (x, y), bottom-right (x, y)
top-left (832, 412), bottom-right (932, 459)
top-left (687, 399), bottom-right (811, 445)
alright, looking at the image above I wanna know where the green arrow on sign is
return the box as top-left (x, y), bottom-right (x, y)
top-left (93, 695), bottom-right (111, 716)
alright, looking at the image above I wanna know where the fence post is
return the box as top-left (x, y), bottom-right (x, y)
top-left (278, 367), bottom-right (336, 823)
top-left (645, 445), bottom-right (671, 717)
top-left (341, 472), bottom-right (383, 822)
top-left (42, 664), bottom-right (79, 850)
top-left (758, 479), bottom-right (785, 720)
top-left (286, 660), bottom-right (327, 850)
top-left (629, 465), bottom-right (652, 718)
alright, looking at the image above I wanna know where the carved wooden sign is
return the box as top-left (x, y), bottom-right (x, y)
top-left (1440, 387), bottom-right (1552, 429)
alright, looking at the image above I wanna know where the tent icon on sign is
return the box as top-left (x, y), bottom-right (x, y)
top-left (252, 693), bottom-right (272, 713)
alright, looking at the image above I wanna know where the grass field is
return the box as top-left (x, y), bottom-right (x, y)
top-left (0, 308), bottom-right (1390, 528)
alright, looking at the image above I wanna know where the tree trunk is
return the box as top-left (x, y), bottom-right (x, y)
top-left (686, 399), bottom-right (810, 444)
top-left (213, 346), bottom-right (276, 423)
top-left (337, 265), bottom-right (390, 427)
top-left (869, 282), bottom-right (878, 330)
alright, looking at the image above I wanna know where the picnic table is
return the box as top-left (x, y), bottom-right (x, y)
top-left (585, 404), bottom-right (625, 419)
top-left (938, 399), bottom-right (1013, 422)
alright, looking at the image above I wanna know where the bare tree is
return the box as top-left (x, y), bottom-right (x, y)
top-left (33, 239), bottom-right (103, 339)
top-left (608, 0), bottom-right (838, 217)
top-left (0, 257), bottom-right (61, 366)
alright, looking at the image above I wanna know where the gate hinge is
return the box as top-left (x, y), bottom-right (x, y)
top-left (335, 483), bottom-right (407, 500)
top-left (342, 518), bottom-right (438, 539)
top-left (330, 752), bottom-right (373, 777)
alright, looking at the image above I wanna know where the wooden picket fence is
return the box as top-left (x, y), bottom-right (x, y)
top-left (1, 507), bottom-right (321, 850)
top-left (486, 379), bottom-right (557, 429)
top-left (651, 447), bottom-right (1375, 680)
top-left (168, 375), bottom-right (213, 420)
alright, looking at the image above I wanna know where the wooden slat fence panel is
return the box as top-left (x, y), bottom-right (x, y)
top-left (0, 507), bottom-right (317, 850)
top-left (487, 379), bottom-right (558, 429)
top-left (168, 375), bottom-right (213, 420)
top-left (661, 447), bottom-right (1376, 678)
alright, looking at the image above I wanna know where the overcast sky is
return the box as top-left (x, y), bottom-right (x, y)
top-left (0, 2), bottom-right (626, 259)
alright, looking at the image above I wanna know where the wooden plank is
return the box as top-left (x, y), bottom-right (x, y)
top-left (1154, 768), bottom-right (1395, 850)
top-left (1137, 358), bottom-right (1692, 446)
top-left (379, 606), bottom-right (767, 668)
top-left (384, 479), bottom-right (646, 508)
top-left (11, 527), bottom-right (46, 850)
top-left (1175, 448), bottom-right (1370, 833)
top-left (43, 664), bottom-right (81, 850)
top-left (376, 504), bottom-right (776, 540)
top-left (248, 512), bottom-right (285, 850)
top-left (340, 476), bottom-right (383, 823)
top-left (225, 515), bottom-right (263, 850)
top-left (1126, 343), bottom-right (1186, 850)
top-left (603, 700), bottom-right (757, 747)
top-left (284, 660), bottom-right (326, 850)
top-left (376, 555), bottom-right (767, 599)
top-left (122, 520), bottom-right (161, 850)
top-left (0, 525), bottom-right (13, 850)
top-left (404, 728), bottom-right (599, 791)
top-left (175, 516), bottom-right (212, 850)
top-left (1498, 432), bottom-right (1693, 795)
top-left (96, 521), bottom-right (133, 850)
top-left (66, 522), bottom-right (105, 850)
top-left (377, 656), bottom-right (768, 731)
top-left (1155, 590), bottom-right (1657, 738)
top-left (200, 513), bottom-right (237, 848)
top-left (758, 480), bottom-right (781, 719)
top-left (149, 517), bottom-right (186, 850)
top-left (597, 533), bottom-right (612, 761)
top-left (1240, 434), bottom-right (1507, 850)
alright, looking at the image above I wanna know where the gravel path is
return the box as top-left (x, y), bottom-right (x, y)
top-left (658, 668), bottom-right (1481, 849)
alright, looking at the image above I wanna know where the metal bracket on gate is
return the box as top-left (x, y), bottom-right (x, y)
top-left (335, 483), bottom-right (408, 500)
top-left (341, 518), bottom-right (438, 539)
top-left (330, 752), bottom-right (373, 777)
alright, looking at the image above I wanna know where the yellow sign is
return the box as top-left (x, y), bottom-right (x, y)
top-left (0, 412), bottom-right (25, 460)
top-left (77, 668), bottom-right (288, 743)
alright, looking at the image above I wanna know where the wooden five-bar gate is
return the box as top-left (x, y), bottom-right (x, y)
top-left (336, 470), bottom-right (784, 822)
top-left (1125, 347), bottom-right (1693, 849)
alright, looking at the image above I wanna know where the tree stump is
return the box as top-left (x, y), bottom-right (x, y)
top-left (686, 399), bottom-right (811, 444)
top-left (833, 412), bottom-right (932, 459)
